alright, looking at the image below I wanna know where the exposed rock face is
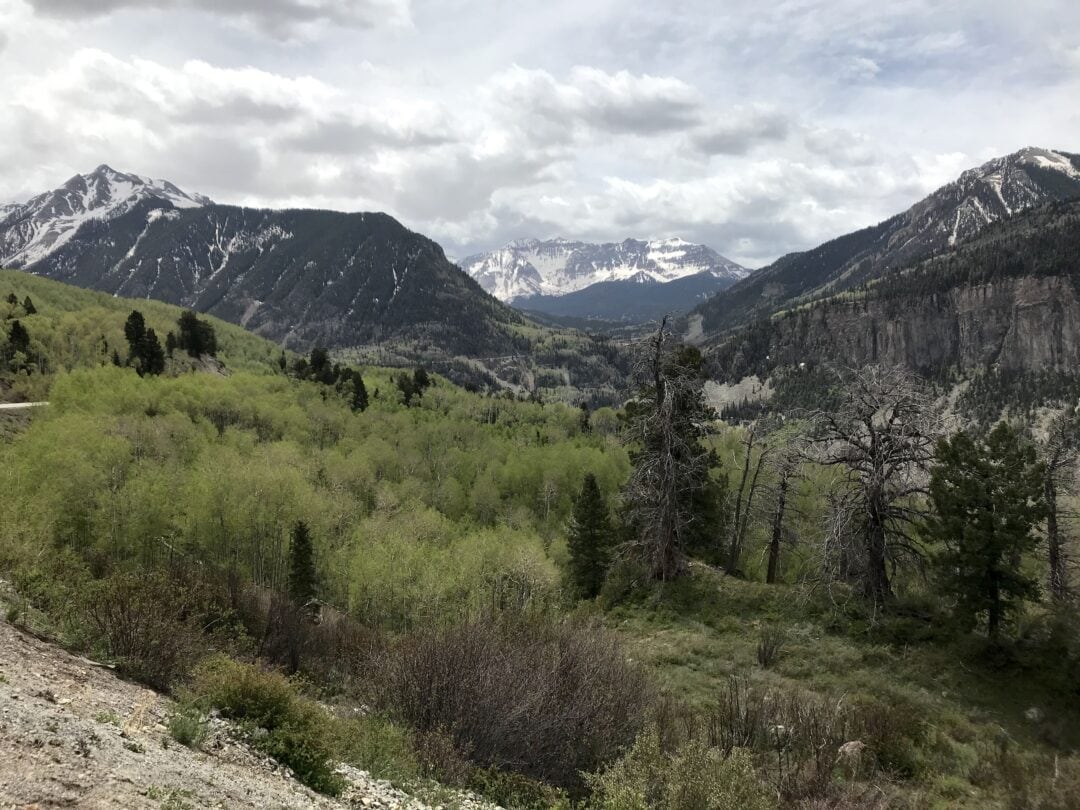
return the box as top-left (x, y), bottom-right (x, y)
top-left (766, 276), bottom-right (1080, 374)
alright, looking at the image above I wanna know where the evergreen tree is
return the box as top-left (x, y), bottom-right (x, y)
top-left (165, 331), bottom-right (177, 358)
top-left (5, 292), bottom-right (17, 307)
top-left (413, 366), bottom-right (431, 394)
top-left (22, 296), bottom-right (36, 315)
top-left (7, 320), bottom-right (30, 355)
top-left (177, 311), bottom-right (217, 357)
top-left (278, 352), bottom-right (287, 372)
top-left (350, 373), bottom-right (369, 412)
top-left (927, 422), bottom-right (1047, 639)
top-left (579, 402), bottom-right (592, 434)
top-left (621, 320), bottom-right (716, 580)
top-left (287, 521), bottom-right (318, 615)
top-left (309, 346), bottom-right (335, 384)
top-left (567, 473), bottom-right (615, 598)
top-left (397, 372), bottom-right (417, 406)
top-left (137, 328), bottom-right (166, 376)
top-left (124, 310), bottom-right (147, 351)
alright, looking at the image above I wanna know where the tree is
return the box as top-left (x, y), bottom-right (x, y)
top-left (7, 319), bottom-right (30, 355)
top-left (397, 372), bottom-right (417, 406)
top-left (621, 318), bottom-right (716, 580)
top-left (22, 296), bottom-right (36, 315)
top-left (413, 366), bottom-right (431, 394)
top-left (165, 331), bottom-right (178, 357)
top-left (350, 373), bottom-right (369, 413)
top-left (1040, 408), bottom-right (1079, 601)
top-left (812, 366), bottom-right (939, 607)
top-left (927, 423), bottom-right (1046, 639)
top-left (287, 521), bottom-right (318, 615)
top-left (309, 347), bottom-right (335, 385)
top-left (5, 292), bottom-right (17, 307)
top-left (567, 474), bottom-right (615, 598)
top-left (136, 328), bottom-right (166, 376)
top-left (727, 420), bottom-right (771, 574)
top-left (579, 402), bottom-right (592, 434)
top-left (124, 310), bottom-right (147, 350)
top-left (177, 311), bottom-right (217, 358)
top-left (765, 434), bottom-right (807, 585)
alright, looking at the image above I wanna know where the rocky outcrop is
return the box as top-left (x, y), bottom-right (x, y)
top-left (765, 276), bottom-right (1080, 375)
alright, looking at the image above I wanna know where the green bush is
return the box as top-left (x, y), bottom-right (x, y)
top-left (167, 708), bottom-right (208, 749)
top-left (189, 656), bottom-right (344, 795)
top-left (331, 713), bottom-right (421, 785)
top-left (585, 731), bottom-right (773, 810)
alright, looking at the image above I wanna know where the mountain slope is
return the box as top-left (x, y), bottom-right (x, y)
top-left (516, 270), bottom-right (738, 322)
top-left (0, 165), bottom-right (210, 268)
top-left (710, 199), bottom-right (1080, 417)
top-left (696, 147), bottom-right (1080, 336)
top-left (2, 168), bottom-right (630, 401)
top-left (460, 237), bottom-right (748, 302)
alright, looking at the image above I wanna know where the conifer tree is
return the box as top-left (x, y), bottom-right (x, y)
top-left (5, 292), bottom-right (17, 307)
top-left (22, 296), bottom-right (35, 315)
top-left (165, 331), bottom-right (177, 358)
top-left (567, 473), bottom-right (615, 598)
top-left (927, 422), bottom-right (1047, 639)
top-left (124, 310), bottom-right (146, 351)
top-left (7, 320), bottom-right (30, 355)
top-left (351, 373), bottom-right (369, 412)
top-left (138, 328), bottom-right (166, 376)
top-left (413, 366), bottom-right (431, 393)
top-left (287, 521), bottom-right (318, 615)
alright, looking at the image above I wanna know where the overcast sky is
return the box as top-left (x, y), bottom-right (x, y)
top-left (0, 0), bottom-right (1077, 265)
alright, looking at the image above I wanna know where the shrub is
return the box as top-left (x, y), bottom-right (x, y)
top-left (756, 626), bottom-right (785, 669)
top-left (188, 656), bottom-right (344, 795)
top-left (369, 615), bottom-right (651, 792)
top-left (585, 731), bottom-right (773, 810)
top-left (81, 568), bottom-right (223, 690)
top-left (330, 713), bottom-right (421, 785)
top-left (167, 708), bottom-right (207, 749)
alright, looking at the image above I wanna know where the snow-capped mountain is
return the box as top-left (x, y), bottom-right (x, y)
top-left (459, 237), bottom-right (748, 302)
top-left (697, 146), bottom-right (1080, 334)
top-left (0, 165), bottom-right (210, 268)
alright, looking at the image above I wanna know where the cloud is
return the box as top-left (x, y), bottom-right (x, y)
top-left (487, 66), bottom-right (703, 138)
top-left (691, 107), bottom-right (792, 156)
top-left (25, 0), bottom-right (411, 36)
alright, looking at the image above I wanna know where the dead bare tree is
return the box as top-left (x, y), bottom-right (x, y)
top-left (1041, 407), bottom-right (1079, 601)
top-left (765, 429), bottom-right (809, 584)
top-left (727, 420), bottom-right (771, 575)
top-left (622, 318), bottom-right (716, 581)
top-left (810, 365), bottom-right (940, 608)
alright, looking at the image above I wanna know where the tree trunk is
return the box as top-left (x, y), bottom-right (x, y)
top-left (988, 576), bottom-right (1002, 640)
top-left (865, 489), bottom-right (891, 606)
top-left (1046, 475), bottom-right (1067, 601)
top-left (728, 432), bottom-right (754, 572)
top-left (766, 477), bottom-right (789, 584)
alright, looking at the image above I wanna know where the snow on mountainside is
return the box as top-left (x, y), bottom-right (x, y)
top-left (697, 146), bottom-right (1080, 335)
top-left (459, 237), bottom-right (748, 301)
top-left (0, 165), bottom-right (210, 268)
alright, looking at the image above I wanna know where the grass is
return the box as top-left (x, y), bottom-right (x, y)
top-left (607, 566), bottom-right (1080, 807)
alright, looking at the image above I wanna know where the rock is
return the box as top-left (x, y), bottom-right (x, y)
top-left (1025, 707), bottom-right (1044, 723)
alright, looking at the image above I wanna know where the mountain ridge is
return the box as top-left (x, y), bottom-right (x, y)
top-left (694, 146), bottom-right (1080, 337)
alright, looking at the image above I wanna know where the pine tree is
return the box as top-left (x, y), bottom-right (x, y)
top-left (413, 366), bottom-right (431, 393)
top-left (287, 521), bottom-right (318, 615)
top-left (567, 473), bottom-right (615, 598)
top-left (927, 422), bottom-right (1047, 639)
top-left (165, 331), bottom-right (177, 358)
top-left (7, 320), bottom-right (30, 355)
top-left (124, 310), bottom-right (147, 353)
top-left (579, 402), bottom-right (591, 434)
top-left (22, 297), bottom-right (36, 315)
top-left (177, 311), bottom-right (217, 358)
top-left (5, 292), bottom-right (17, 307)
top-left (138, 328), bottom-right (166, 376)
top-left (351, 374), bottom-right (369, 412)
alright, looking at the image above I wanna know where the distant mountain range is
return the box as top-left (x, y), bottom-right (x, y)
top-left (694, 146), bottom-right (1080, 337)
top-left (0, 165), bottom-right (628, 400)
top-left (459, 237), bottom-right (749, 322)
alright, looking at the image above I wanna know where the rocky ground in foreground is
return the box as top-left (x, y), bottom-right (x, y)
top-left (0, 618), bottom-right (493, 809)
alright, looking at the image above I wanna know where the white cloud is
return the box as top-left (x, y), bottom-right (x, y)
top-left (25, 0), bottom-right (411, 36)
top-left (2, 0), bottom-right (1079, 263)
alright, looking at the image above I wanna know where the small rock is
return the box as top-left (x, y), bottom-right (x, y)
top-left (1025, 707), bottom-right (1044, 723)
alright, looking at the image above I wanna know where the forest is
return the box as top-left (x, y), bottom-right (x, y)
top-left (2, 271), bottom-right (1080, 809)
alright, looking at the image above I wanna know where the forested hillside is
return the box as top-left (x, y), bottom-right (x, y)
top-left (711, 199), bottom-right (1080, 422)
top-left (3, 274), bottom-right (1080, 808)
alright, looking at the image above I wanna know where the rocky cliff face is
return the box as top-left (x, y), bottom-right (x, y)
top-left (767, 276), bottom-right (1080, 375)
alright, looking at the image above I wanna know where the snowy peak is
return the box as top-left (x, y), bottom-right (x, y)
top-left (0, 165), bottom-right (210, 268)
top-left (921, 146), bottom-right (1080, 247)
top-left (459, 236), bottom-right (748, 301)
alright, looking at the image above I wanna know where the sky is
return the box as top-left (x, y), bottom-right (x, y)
top-left (0, 0), bottom-right (1078, 266)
